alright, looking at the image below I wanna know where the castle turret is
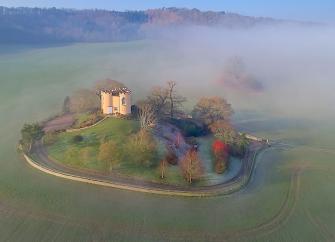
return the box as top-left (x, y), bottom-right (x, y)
top-left (100, 87), bottom-right (132, 115)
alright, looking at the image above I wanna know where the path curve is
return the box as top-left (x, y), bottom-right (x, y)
top-left (25, 140), bottom-right (267, 197)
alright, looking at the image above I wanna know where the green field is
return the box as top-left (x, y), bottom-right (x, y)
top-left (0, 42), bottom-right (334, 241)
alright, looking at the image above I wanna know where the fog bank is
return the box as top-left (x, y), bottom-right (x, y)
top-left (142, 25), bottom-right (335, 121)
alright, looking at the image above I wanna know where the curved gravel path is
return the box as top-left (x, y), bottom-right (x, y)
top-left (27, 140), bottom-right (267, 197)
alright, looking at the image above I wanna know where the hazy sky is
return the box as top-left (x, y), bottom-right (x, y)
top-left (0, 0), bottom-right (334, 23)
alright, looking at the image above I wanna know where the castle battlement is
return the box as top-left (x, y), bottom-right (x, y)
top-left (100, 87), bottom-right (131, 115)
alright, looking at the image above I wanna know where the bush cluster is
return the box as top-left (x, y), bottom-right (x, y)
top-left (77, 111), bottom-right (104, 128)
top-left (165, 148), bottom-right (178, 165)
top-left (169, 118), bottom-right (206, 137)
top-left (212, 139), bottom-right (229, 174)
top-left (72, 135), bottom-right (84, 143)
top-left (98, 130), bottom-right (159, 169)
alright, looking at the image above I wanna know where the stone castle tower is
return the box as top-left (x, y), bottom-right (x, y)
top-left (100, 87), bottom-right (132, 115)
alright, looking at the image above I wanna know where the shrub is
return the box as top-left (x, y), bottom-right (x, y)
top-left (212, 139), bottom-right (228, 158)
top-left (20, 123), bottom-right (45, 152)
top-left (169, 118), bottom-right (206, 137)
top-left (214, 157), bottom-right (228, 174)
top-left (224, 133), bottom-right (249, 158)
top-left (124, 130), bottom-right (158, 167)
top-left (72, 135), bottom-right (83, 143)
top-left (165, 148), bottom-right (178, 165)
top-left (98, 141), bottom-right (122, 171)
top-left (80, 147), bottom-right (95, 165)
top-left (186, 137), bottom-right (198, 146)
top-left (64, 148), bottom-right (82, 166)
top-left (77, 111), bottom-right (104, 128)
top-left (212, 139), bottom-right (229, 174)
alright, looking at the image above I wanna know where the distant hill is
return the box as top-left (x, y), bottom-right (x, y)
top-left (0, 6), bottom-right (313, 43)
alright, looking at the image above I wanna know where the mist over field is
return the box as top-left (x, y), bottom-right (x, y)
top-left (2, 24), bottom-right (334, 123)
top-left (138, 24), bottom-right (335, 121)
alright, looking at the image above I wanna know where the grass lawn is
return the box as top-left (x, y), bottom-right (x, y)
top-left (46, 117), bottom-right (188, 185)
top-left (72, 112), bottom-right (91, 128)
top-left (47, 117), bottom-right (140, 171)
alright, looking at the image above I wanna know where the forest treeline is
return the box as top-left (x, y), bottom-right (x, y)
top-left (0, 6), bottom-right (289, 43)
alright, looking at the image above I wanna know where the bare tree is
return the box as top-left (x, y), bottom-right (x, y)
top-left (147, 86), bottom-right (169, 118)
top-left (146, 81), bottom-right (186, 119)
top-left (159, 159), bottom-right (167, 179)
top-left (138, 102), bottom-right (157, 129)
top-left (166, 81), bottom-right (186, 119)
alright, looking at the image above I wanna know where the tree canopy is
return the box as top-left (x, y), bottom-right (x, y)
top-left (20, 123), bottom-right (44, 152)
top-left (192, 96), bottom-right (233, 127)
top-left (98, 141), bottom-right (122, 171)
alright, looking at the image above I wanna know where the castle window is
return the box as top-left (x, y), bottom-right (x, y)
top-left (121, 97), bottom-right (126, 105)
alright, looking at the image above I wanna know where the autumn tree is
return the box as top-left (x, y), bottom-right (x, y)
top-left (98, 141), bottom-right (122, 172)
top-left (69, 88), bottom-right (99, 113)
top-left (124, 130), bottom-right (158, 167)
top-left (180, 149), bottom-right (203, 183)
top-left (210, 120), bottom-right (236, 145)
top-left (192, 97), bottom-right (233, 127)
top-left (212, 139), bottom-right (229, 174)
top-left (212, 121), bottom-right (249, 158)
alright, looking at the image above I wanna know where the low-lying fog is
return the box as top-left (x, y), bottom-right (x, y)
top-left (1, 23), bottom-right (334, 125)
top-left (132, 24), bottom-right (335, 121)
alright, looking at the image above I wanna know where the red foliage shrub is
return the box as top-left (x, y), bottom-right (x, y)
top-left (212, 139), bottom-right (229, 174)
top-left (212, 139), bottom-right (228, 158)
